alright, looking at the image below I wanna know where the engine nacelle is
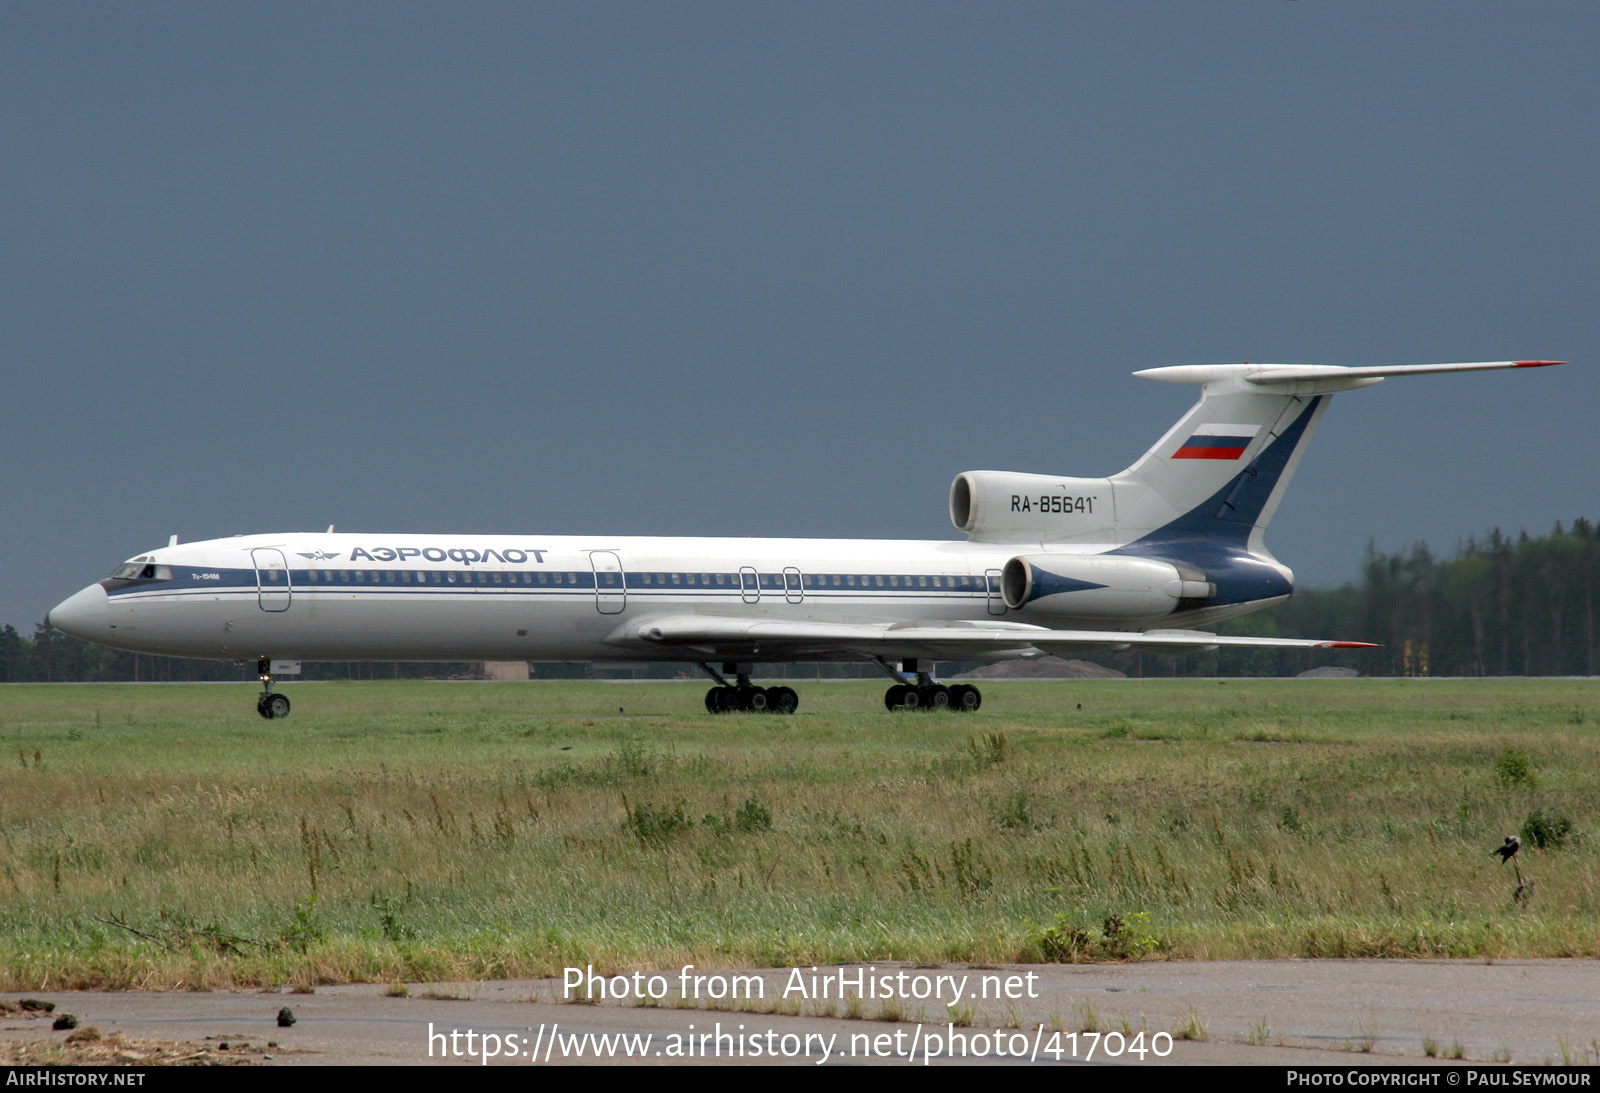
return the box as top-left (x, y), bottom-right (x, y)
top-left (1000, 553), bottom-right (1215, 619)
top-left (950, 471), bottom-right (1115, 542)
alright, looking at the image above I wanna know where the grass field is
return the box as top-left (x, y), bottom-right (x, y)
top-left (0, 678), bottom-right (1594, 990)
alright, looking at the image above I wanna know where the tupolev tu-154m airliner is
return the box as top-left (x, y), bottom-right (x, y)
top-left (49, 360), bottom-right (1564, 718)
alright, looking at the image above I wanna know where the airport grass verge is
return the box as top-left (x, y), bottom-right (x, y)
top-left (0, 677), bottom-right (1596, 989)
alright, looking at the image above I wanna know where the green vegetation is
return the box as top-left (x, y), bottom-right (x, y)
top-left (1522, 808), bottom-right (1574, 850)
top-left (1210, 519), bottom-right (1600, 678)
top-left (0, 677), bottom-right (1595, 989)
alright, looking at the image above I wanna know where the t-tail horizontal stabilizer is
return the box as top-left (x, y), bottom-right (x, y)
top-left (1134, 360), bottom-right (1567, 393)
top-left (1098, 359), bottom-right (1570, 554)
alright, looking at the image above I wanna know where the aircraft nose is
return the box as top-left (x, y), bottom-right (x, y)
top-left (48, 584), bottom-right (109, 640)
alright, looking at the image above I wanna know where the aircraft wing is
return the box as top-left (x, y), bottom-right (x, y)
top-left (612, 616), bottom-right (1374, 660)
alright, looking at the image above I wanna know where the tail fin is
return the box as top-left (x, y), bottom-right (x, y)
top-left (1108, 361), bottom-right (1563, 554)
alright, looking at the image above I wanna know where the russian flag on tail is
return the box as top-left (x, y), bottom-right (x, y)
top-left (1173, 423), bottom-right (1261, 460)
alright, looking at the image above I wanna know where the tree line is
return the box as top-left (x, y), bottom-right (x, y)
top-left (6, 518), bottom-right (1596, 682)
top-left (1163, 518), bottom-right (1599, 678)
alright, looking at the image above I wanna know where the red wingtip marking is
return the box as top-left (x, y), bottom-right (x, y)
top-left (1317, 641), bottom-right (1379, 649)
top-left (1514, 360), bottom-right (1565, 367)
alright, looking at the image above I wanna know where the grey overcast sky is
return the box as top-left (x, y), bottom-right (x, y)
top-left (4, 3), bottom-right (1596, 632)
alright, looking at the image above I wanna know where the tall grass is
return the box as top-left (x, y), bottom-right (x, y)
top-left (0, 678), bottom-right (1594, 988)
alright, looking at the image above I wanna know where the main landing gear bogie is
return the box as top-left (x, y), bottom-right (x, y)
top-left (705, 684), bottom-right (799, 715)
top-left (877, 658), bottom-right (980, 713)
top-left (884, 683), bottom-right (980, 712)
top-left (699, 662), bottom-right (799, 715)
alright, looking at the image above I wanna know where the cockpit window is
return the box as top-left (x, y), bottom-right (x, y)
top-left (111, 558), bottom-right (153, 579)
top-left (103, 557), bottom-right (170, 587)
top-left (109, 558), bottom-right (169, 580)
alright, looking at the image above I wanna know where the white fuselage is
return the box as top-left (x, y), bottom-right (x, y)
top-left (53, 530), bottom-right (1269, 665)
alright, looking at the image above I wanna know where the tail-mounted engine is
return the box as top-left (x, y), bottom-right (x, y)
top-left (1000, 553), bottom-right (1215, 620)
top-left (950, 471), bottom-right (1115, 543)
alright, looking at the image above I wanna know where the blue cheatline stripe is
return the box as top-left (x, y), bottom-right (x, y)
top-left (107, 587), bottom-right (989, 604)
top-left (104, 568), bottom-right (994, 602)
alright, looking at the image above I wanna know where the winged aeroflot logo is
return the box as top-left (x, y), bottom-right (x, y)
top-left (296, 551), bottom-right (343, 562)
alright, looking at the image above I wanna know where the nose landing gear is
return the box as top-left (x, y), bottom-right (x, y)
top-left (255, 658), bottom-right (291, 719)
